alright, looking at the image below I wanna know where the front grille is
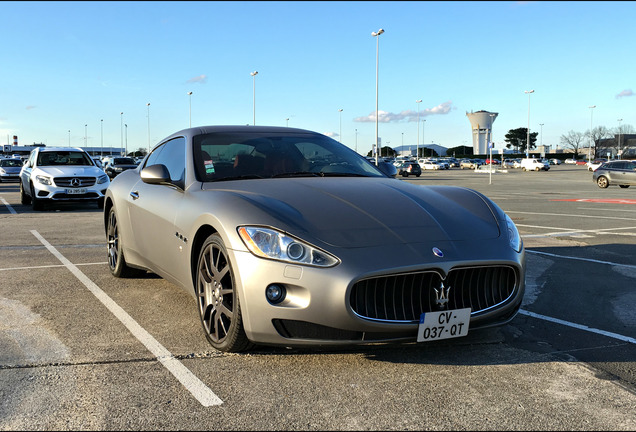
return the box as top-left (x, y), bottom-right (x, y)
top-left (54, 177), bottom-right (96, 187)
top-left (350, 266), bottom-right (518, 322)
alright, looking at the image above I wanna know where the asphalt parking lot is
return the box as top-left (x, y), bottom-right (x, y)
top-left (1, 164), bottom-right (635, 430)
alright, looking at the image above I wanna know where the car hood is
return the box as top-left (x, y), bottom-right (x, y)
top-left (34, 166), bottom-right (103, 177)
top-left (1, 167), bottom-right (21, 174)
top-left (201, 178), bottom-right (501, 248)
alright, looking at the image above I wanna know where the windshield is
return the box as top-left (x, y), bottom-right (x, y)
top-left (0, 159), bottom-right (23, 167)
top-left (193, 131), bottom-right (385, 182)
top-left (37, 151), bottom-right (93, 166)
top-left (113, 158), bottom-right (136, 165)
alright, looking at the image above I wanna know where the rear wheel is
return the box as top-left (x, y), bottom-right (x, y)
top-left (107, 206), bottom-right (144, 277)
top-left (596, 176), bottom-right (609, 189)
top-left (619, 185), bottom-right (630, 189)
top-left (196, 233), bottom-right (251, 352)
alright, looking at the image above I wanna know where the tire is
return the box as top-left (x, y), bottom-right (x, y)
top-left (196, 233), bottom-right (251, 353)
top-left (535, 167), bottom-right (540, 172)
top-left (619, 185), bottom-right (630, 189)
top-left (402, 172), bottom-right (408, 177)
top-left (596, 176), bottom-right (609, 189)
top-left (107, 206), bottom-right (144, 278)
top-left (416, 174), bottom-right (421, 177)
top-left (97, 197), bottom-right (105, 209)
top-left (30, 182), bottom-right (44, 211)
top-left (20, 181), bottom-right (31, 205)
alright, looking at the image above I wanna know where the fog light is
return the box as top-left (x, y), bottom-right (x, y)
top-left (265, 284), bottom-right (286, 304)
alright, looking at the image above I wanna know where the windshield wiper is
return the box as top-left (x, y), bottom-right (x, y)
top-left (271, 171), bottom-right (323, 178)
top-left (208, 175), bottom-right (265, 182)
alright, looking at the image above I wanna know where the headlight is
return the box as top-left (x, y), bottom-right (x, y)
top-left (238, 226), bottom-right (339, 267)
top-left (505, 214), bottom-right (523, 253)
top-left (97, 174), bottom-right (109, 184)
top-left (0, 169), bottom-right (6, 174)
top-left (35, 175), bottom-right (52, 185)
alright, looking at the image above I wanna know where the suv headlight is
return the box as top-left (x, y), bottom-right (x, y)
top-left (238, 226), bottom-right (339, 267)
top-left (505, 214), bottom-right (523, 253)
top-left (35, 175), bottom-right (52, 185)
top-left (97, 174), bottom-right (109, 184)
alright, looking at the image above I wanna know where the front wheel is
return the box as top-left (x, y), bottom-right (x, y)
top-left (107, 206), bottom-right (143, 277)
top-left (20, 181), bottom-right (31, 205)
top-left (30, 183), bottom-right (44, 211)
top-left (196, 234), bottom-right (251, 353)
top-left (596, 176), bottom-right (609, 189)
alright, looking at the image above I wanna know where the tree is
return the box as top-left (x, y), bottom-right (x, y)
top-left (559, 130), bottom-right (585, 158)
top-left (504, 128), bottom-right (538, 153)
top-left (587, 126), bottom-right (613, 159)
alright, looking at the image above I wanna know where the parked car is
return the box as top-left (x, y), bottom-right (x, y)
top-left (587, 158), bottom-right (608, 172)
top-left (104, 125), bottom-right (525, 352)
top-left (520, 158), bottom-right (550, 171)
top-left (104, 157), bottom-right (139, 179)
top-left (564, 158), bottom-right (577, 164)
top-left (396, 161), bottom-right (421, 177)
top-left (592, 160), bottom-right (636, 188)
top-left (0, 157), bottom-right (24, 182)
top-left (19, 147), bottom-right (110, 210)
top-left (548, 158), bottom-right (562, 165)
top-left (484, 159), bottom-right (500, 165)
top-left (420, 160), bottom-right (441, 170)
top-left (460, 159), bottom-right (481, 169)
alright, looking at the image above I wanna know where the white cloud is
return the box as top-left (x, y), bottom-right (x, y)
top-left (186, 74), bottom-right (208, 84)
top-left (26, 105), bottom-right (36, 110)
top-left (616, 89), bottom-right (633, 99)
top-left (353, 101), bottom-right (453, 123)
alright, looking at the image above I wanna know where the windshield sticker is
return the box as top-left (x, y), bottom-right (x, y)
top-left (204, 160), bottom-right (215, 174)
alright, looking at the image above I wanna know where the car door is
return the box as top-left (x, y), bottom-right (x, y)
top-left (20, 150), bottom-right (36, 196)
top-left (624, 162), bottom-right (636, 185)
top-left (128, 137), bottom-right (186, 281)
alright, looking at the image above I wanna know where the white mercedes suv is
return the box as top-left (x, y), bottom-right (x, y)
top-left (19, 147), bottom-right (110, 210)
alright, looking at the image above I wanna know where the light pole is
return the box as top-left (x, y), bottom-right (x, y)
top-left (84, 124), bottom-right (87, 149)
top-left (539, 123), bottom-right (544, 149)
top-left (524, 90), bottom-right (534, 157)
top-left (416, 99), bottom-right (422, 160)
top-left (355, 128), bottom-right (358, 154)
top-left (422, 119), bottom-right (426, 159)
top-left (250, 71), bottom-right (258, 125)
top-left (286, 118), bottom-right (289, 127)
top-left (120, 112), bottom-right (124, 156)
top-left (338, 108), bottom-right (343, 143)
top-left (372, 28), bottom-right (384, 165)
top-left (124, 124), bottom-right (128, 156)
top-left (100, 119), bottom-right (103, 157)
top-left (187, 92), bottom-right (192, 127)
top-left (588, 105), bottom-right (596, 162)
top-left (617, 118), bottom-right (623, 159)
top-left (489, 113), bottom-right (495, 185)
top-left (68, 130), bottom-right (70, 146)
top-left (147, 103), bottom-right (151, 155)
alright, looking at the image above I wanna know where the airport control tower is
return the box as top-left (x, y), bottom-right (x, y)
top-left (466, 110), bottom-right (498, 155)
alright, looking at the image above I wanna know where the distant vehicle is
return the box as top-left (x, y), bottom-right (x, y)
top-left (460, 159), bottom-right (482, 170)
top-left (520, 158), bottom-right (550, 172)
top-left (19, 147), bottom-right (110, 210)
top-left (396, 161), bottom-right (421, 177)
top-left (587, 158), bottom-right (607, 172)
top-left (575, 160), bottom-right (587, 166)
top-left (484, 159), bottom-right (500, 165)
top-left (104, 157), bottom-right (138, 179)
top-left (420, 161), bottom-right (441, 170)
top-left (548, 158), bottom-right (562, 165)
top-left (564, 158), bottom-right (577, 164)
top-left (593, 160), bottom-right (636, 188)
top-left (0, 158), bottom-right (23, 182)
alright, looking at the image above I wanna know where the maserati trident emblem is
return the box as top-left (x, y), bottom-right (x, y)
top-left (434, 283), bottom-right (451, 309)
top-left (70, 178), bottom-right (81, 187)
top-left (432, 247), bottom-right (444, 258)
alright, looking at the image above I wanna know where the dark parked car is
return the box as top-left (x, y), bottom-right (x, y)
top-left (104, 157), bottom-right (138, 179)
top-left (396, 161), bottom-right (421, 177)
top-left (593, 160), bottom-right (636, 188)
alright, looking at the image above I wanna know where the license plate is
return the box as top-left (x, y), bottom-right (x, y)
top-left (65, 188), bottom-right (87, 194)
top-left (417, 308), bottom-right (471, 342)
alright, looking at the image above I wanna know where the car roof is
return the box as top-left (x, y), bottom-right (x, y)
top-left (37, 147), bottom-right (86, 153)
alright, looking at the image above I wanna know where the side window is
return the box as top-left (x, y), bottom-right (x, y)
top-left (145, 137), bottom-right (186, 183)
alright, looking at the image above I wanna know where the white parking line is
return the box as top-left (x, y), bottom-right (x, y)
top-left (0, 196), bottom-right (17, 214)
top-left (526, 249), bottom-right (636, 269)
top-left (519, 310), bottom-right (636, 345)
top-left (31, 230), bottom-right (223, 407)
top-left (0, 262), bottom-right (106, 272)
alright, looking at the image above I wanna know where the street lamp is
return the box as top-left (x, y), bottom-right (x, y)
top-left (187, 92), bottom-right (192, 127)
top-left (147, 103), bottom-right (151, 154)
top-left (588, 105), bottom-right (596, 162)
top-left (68, 130), bottom-right (70, 146)
top-left (120, 112), bottom-right (124, 156)
top-left (489, 113), bottom-right (495, 185)
top-left (355, 128), bottom-right (358, 154)
top-left (100, 119), bottom-right (103, 157)
top-left (84, 124), bottom-right (87, 149)
top-left (250, 71), bottom-right (258, 125)
top-left (124, 123), bottom-right (128, 156)
top-left (524, 90), bottom-right (534, 157)
top-left (416, 99), bottom-right (422, 159)
top-left (338, 108), bottom-right (343, 143)
top-left (422, 119), bottom-right (426, 158)
top-left (539, 123), bottom-right (544, 149)
top-left (617, 118), bottom-right (623, 159)
top-left (286, 118), bottom-right (289, 127)
top-left (372, 28), bottom-right (384, 165)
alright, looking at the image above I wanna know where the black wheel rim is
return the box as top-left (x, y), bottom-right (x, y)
top-left (107, 210), bottom-right (119, 270)
top-left (197, 242), bottom-right (234, 343)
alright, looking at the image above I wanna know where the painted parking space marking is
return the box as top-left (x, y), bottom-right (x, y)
top-left (31, 230), bottom-right (223, 407)
top-left (0, 196), bottom-right (17, 214)
top-left (527, 249), bottom-right (636, 270)
top-left (551, 198), bottom-right (636, 205)
top-left (519, 309), bottom-right (636, 345)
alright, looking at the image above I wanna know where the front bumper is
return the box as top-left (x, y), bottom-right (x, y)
top-left (33, 180), bottom-right (109, 202)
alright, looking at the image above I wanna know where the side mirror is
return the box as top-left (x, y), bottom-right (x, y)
top-left (378, 161), bottom-right (397, 178)
top-left (140, 164), bottom-right (171, 185)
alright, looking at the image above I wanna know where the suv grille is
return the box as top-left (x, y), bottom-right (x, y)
top-left (54, 177), bottom-right (96, 187)
top-left (350, 266), bottom-right (518, 322)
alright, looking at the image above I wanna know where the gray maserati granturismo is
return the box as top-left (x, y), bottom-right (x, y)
top-left (104, 126), bottom-right (525, 352)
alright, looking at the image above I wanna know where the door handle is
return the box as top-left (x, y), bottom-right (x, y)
top-left (130, 191), bottom-right (139, 200)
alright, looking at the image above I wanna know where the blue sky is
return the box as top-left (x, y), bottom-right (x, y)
top-left (1, 1), bottom-right (634, 155)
